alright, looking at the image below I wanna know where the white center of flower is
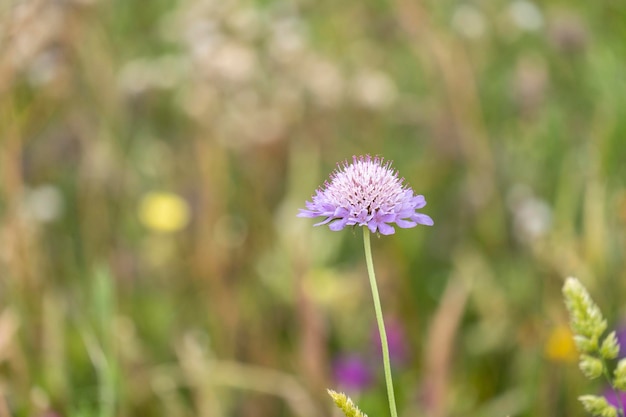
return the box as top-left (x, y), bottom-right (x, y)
top-left (325, 160), bottom-right (405, 214)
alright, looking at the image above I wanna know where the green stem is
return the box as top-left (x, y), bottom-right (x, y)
top-left (363, 228), bottom-right (398, 417)
top-left (602, 358), bottom-right (625, 417)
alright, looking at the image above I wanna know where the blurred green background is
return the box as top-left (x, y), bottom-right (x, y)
top-left (1, 0), bottom-right (625, 416)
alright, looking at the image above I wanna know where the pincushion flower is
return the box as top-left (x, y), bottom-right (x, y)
top-left (302, 155), bottom-right (434, 417)
top-left (298, 155), bottom-right (433, 235)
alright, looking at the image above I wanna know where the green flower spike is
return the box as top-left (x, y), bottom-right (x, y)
top-left (327, 389), bottom-right (368, 417)
top-left (579, 395), bottom-right (618, 417)
top-left (579, 354), bottom-right (605, 379)
top-left (600, 331), bottom-right (620, 360)
top-left (563, 277), bottom-right (626, 417)
top-left (563, 277), bottom-right (607, 351)
top-left (614, 359), bottom-right (626, 391)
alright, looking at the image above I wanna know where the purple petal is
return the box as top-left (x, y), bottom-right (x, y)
top-left (412, 195), bottom-right (426, 209)
top-left (329, 218), bottom-right (349, 231)
top-left (377, 222), bottom-right (395, 235)
top-left (355, 208), bottom-right (370, 223)
top-left (334, 207), bottom-right (350, 217)
top-left (395, 218), bottom-right (417, 228)
top-left (412, 213), bottom-right (434, 226)
top-left (379, 213), bottom-right (396, 223)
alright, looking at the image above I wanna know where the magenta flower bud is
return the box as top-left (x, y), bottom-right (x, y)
top-left (333, 354), bottom-right (373, 392)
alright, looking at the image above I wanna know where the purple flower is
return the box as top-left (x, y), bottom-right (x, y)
top-left (298, 155), bottom-right (433, 235)
top-left (603, 386), bottom-right (626, 409)
top-left (333, 354), bottom-right (373, 392)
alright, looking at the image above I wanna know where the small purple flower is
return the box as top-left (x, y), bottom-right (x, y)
top-left (603, 386), bottom-right (626, 409)
top-left (333, 354), bottom-right (373, 392)
top-left (298, 155), bottom-right (433, 235)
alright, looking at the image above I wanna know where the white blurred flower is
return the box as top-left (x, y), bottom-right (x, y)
top-left (185, 20), bottom-right (223, 59)
top-left (451, 4), bottom-right (487, 40)
top-left (350, 69), bottom-right (397, 110)
top-left (298, 55), bottom-right (344, 108)
top-left (268, 17), bottom-right (307, 64)
top-left (507, 184), bottom-right (552, 243)
top-left (210, 41), bottom-right (257, 83)
top-left (21, 185), bottom-right (64, 223)
top-left (508, 0), bottom-right (543, 32)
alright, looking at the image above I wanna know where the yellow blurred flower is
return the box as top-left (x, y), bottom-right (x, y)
top-left (138, 192), bottom-right (190, 232)
top-left (545, 325), bottom-right (578, 363)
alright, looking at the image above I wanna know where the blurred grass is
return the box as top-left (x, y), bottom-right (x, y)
top-left (1, 0), bottom-right (625, 416)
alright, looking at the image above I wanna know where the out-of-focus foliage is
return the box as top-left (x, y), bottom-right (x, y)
top-left (0, 0), bottom-right (625, 416)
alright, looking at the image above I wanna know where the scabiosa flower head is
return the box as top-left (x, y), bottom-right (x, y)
top-left (298, 155), bottom-right (433, 235)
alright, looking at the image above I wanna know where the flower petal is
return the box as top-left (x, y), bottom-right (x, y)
top-left (412, 213), bottom-right (434, 226)
top-left (329, 218), bottom-right (349, 231)
top-left (377, 222), bottom-right (395, 235)
top-left (395, 218), bottom-right (417, 228)
top-left (297, 209), bottom-right (318, 218)
top-left (411, 195), bottom-right (426, 209)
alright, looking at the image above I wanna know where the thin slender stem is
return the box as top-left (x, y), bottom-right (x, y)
top-left (602, 358), bottom-right (625, 417)
top-left (363, 228), bottom-right (398, 417)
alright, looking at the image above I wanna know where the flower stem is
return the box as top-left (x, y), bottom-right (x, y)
top-left (363, 228), bottom-right (398, 417)
top-left (602, 358), bottom-right (626, 417)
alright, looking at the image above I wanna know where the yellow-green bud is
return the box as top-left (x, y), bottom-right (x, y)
top-left (579, 354), bottom-right (604, 379)
top-left (600, 331), bottom-right (619, 360)
top-left (575, 335), bottom-right (598, 353)
top-left (563, 278), bottom-right (608, 340)
top-left (327, 389), bottom-right (368, 417)
top-left (579, 395), bottom-right (618, 417)
top-left (614, 358), bottom-right (626, 391)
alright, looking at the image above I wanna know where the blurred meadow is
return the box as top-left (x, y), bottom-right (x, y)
top-left (1, 0), bottom-right (626, 416)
